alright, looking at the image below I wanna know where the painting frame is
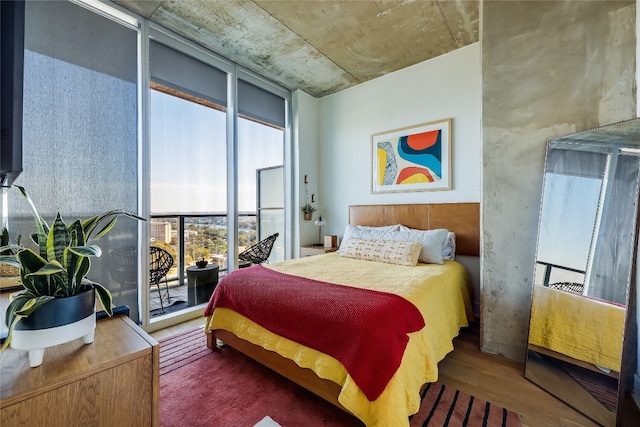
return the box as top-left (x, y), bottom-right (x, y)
top-left (371, 118), bottom-right (452, 194)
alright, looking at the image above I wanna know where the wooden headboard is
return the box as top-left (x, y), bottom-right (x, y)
top-left (348, 203), bottom-right (480, 257)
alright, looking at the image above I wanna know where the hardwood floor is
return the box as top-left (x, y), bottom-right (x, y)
top-left (437, 323), bottom-right (599, 427)
top-left (152, 320), bottom-right (636, 426)
top-left (149, 316), bottom-right (204, 341)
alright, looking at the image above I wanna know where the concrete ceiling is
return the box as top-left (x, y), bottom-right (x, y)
top-left (114, 0), bottom-right (479, 98)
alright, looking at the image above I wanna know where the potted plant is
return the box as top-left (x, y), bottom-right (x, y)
top-left (301, 203), bottom-right (317, 221)
top-left (0, 185), bottom-right (144, 367)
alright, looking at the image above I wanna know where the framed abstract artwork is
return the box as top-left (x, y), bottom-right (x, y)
top-left (371, 118), bottom-right (452, 193)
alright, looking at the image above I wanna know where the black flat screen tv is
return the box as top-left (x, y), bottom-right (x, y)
top-left (1, 0), bottom-right (25, 187)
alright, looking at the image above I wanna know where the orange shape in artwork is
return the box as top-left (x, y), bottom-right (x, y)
top-left (407, 130), bottom-right (439, 150)
top-left (397, 167), bottom-right (434, 184)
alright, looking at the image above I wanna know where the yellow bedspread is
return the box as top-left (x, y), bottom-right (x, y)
top-left (528, 285), bottom-right (625, 372)
top-left (205, 253), bottom-right (472, 426)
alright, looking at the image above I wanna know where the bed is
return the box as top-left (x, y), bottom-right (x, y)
top-left (204, 203), bottom-right (480, 426)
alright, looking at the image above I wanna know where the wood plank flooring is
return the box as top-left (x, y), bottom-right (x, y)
top-left (152, 320), bottom-right (635, 426)
top-left (437, 323), bottom-right (599, 427)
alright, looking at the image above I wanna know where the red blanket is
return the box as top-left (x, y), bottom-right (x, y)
top-left (204, 265), bottom-right (425, 401)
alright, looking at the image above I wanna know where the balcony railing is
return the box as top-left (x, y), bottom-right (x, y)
top-left (536, 260), bottom-right (585, 291)
top-left (150, 213), bottom-right (257, 287)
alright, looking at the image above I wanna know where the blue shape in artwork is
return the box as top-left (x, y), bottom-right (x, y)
top-left (402, 153), bottom-right (441, 177)
top-left (397, 132), bottom-right (443, 177)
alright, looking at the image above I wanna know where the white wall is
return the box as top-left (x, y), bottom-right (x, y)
top-left (317, 43), bottom-right (481, 239)
top-left (312, 43), bottom-right (481, 315)
top-left (291, 90), bottom-right (320, 251)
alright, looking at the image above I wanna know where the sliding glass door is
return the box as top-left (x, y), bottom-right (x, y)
top-left (149, 89), bottom-right (227, 317)
top-left (147, 40), bottom-right (289, 324)
top-left (148, 40), bottom-right (228, 319)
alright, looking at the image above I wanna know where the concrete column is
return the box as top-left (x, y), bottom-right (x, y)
top-left (481, 0), bottom-right (636, 360)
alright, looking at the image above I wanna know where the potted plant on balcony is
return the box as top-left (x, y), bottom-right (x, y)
top-left (301, 203), bottom-right (317, 221)
top-left (0, 185), bottom-right (144, 367)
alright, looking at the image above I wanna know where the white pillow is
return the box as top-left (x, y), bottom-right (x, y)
top-left (339, 226), bottom-right (447, 264)
top-left (394, 229), bottom-right (448, 264)
top-left (399, 225), bottom-right (455, 260)
top-left (340, 224), bottom-right (401, 247)
top-left (442, 232), bottom-right (456, 260)
top-left (338, 238), bottom-right (422, 266)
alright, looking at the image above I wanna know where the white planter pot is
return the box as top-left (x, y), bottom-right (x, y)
top-left (10, 287), bottom-right (96, 367)
top-left (11, 314), bottom-right (96, 367)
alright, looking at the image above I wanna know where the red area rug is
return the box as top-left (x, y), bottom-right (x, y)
top-left (159, 327), bottom-right (522, 427)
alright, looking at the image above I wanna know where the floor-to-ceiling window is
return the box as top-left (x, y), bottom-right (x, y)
top-left (5, 1), bottom-right (291, 329)
top-left (236, 118), bottom-right (284, 262)
top-left (148, 39), bottom-right (228, 319)
top-left (237, 79), bottom-right (286, 262)
top-left (147, 39), bottom-right (290, 324)
top-left (8, 0), bottom-right (140, 320)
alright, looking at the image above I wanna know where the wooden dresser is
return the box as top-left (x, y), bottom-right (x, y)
top-left (0, 315), bottom-right (159, 426)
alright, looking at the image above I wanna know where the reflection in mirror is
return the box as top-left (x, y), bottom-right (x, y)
top-left (525, 119), bottom-right (640, 427)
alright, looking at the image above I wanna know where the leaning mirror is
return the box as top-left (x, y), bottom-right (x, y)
top-left (525, 118), bottom-right (640, 426)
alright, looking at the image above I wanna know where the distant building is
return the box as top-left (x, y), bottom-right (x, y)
top-left (151, 222), bottom-right (172, 244)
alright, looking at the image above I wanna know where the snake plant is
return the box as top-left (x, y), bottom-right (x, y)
top-left (0, 185), bottom-right (144, 348)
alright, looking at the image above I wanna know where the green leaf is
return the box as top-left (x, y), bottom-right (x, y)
top-left (19, 273), bottom-right (39, 295)
top-left (17, 248), bottom-right (47, 274)
top-left (83, 210), bottom-right (145, 241)
top-left (68, 245), bottom-right (101, 258)
top-left (93, 216), bottom-right (118, 239)
top-left (47, 213), bottom-right (70, 263)
top-left (49, 274), bottom-right (65, 297)
top-left (4, 292), bottom-right (33, 328)
top-left (68, 219), bottom-right (85, 246)
top-left (14, 295), bottom-right (55, 317)
top-left (17, 250), bottom-right (63, 296)
top-left (1, 292), bottom-right (33, 350)
top-left (24, 260), bottom-right (65, 276)
top-left (2, 293), bottom-right (55, 349)
top-left (15, 185), bottom-right (49, 258)
top-left (81, 214), bottom-right (100, 238)
top-left (93, 282), bottom-right (113, 317)
top-left (74, 257), bottom-right (91, 295)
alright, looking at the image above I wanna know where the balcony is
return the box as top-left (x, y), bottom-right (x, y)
top-left (149, 213), bottom-right (258, 316)
top-left (535, 260), bottom-right (586, 296)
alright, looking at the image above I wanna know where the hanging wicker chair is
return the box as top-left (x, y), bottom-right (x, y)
top-left (238, 233), bottom-right (279, 266)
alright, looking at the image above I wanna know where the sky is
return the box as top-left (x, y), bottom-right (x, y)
top-left (149, 90), bottom-right (283, 214)
top-left (536, 172), bottom-right (602, 280)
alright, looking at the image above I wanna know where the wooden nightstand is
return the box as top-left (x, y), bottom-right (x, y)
top-left (300, 245), bottom-right (338, 257)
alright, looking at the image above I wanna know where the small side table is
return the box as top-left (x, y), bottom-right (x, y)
top-left (300, 245), bottom-right (338, 258)
top-left (186, 265), bottom-right (219, 305)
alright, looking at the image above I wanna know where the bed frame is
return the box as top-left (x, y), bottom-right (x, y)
top-left (206, 202), bottom-right (480, 414)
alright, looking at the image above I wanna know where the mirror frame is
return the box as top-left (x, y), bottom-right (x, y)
top-left (524, 118), bottom-right (640, 426)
